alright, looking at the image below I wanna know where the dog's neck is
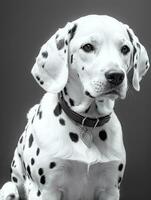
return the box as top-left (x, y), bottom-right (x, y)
top-left (61, 74), bottom-right (115, 118)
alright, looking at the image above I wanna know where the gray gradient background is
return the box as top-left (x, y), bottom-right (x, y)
top-left (0, 0), bottom-right (151, 199)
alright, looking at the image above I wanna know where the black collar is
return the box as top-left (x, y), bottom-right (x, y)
top-left (58, 93), bottom-right (111, 128)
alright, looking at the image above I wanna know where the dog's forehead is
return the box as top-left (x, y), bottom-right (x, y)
top-left (72, 15), bottom-right (126, 38)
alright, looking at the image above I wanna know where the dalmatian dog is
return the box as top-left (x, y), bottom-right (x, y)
top-left (0, 15), bottom-right (150, 200)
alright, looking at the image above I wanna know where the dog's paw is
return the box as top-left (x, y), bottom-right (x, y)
top-left (0, 182), bottom-right (19, 200)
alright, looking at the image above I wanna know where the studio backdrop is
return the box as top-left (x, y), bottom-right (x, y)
top-left (0, 0), bottom-right (151, 200)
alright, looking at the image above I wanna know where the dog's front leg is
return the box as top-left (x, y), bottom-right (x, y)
top-left (97, 188), bottom-right (120, 200)
top-left (0, 145), bottom-right (26, 200)
top-left (41, 190), bottom-right (62, 200)
top-left (0, 182), bottom-right (19, 200)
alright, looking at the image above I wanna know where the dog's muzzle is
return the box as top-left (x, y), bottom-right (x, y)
top-left (86, 70), bottom-right (126, 99)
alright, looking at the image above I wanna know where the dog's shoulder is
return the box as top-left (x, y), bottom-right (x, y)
top-left (26, 93), bottom-right (57, 122)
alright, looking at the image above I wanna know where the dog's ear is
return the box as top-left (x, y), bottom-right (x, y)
top-left (31, 23), bottom-right (77, 93)
top-left (125, 24), bottom-right (150, 91)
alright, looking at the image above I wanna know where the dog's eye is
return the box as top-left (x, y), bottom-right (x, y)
top-left (81, 43), bottom-right (95, 53)
top-left (121, 45), bottom-right (130, 55)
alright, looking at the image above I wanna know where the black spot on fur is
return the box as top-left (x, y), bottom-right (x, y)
top-left (127, 29), bottom-right (133, 43)
top-left (12, 160), bottom-right (15, 167)
top-left (18, 153), bottom-right (21, 158)
top-left (82, 66), bottom-right (85, 70)
top-left (29, 134), bottom-right (34, 148)
top-left (19, 136), bottom-right (23, 144)
top-left (69, 132), bottom-right (79, 142)
top-left (85, 91), bottom-right (94, 98)
top-left (40, 81), bottom-right (44, 85)
top-left (42, 64), bottom-right (45, 68)
top-left (23, 161), bottom-right (26, 170)
top-left (36, 76), bottom-right (44, 85)
top-left (36, 148), bottom-right (40, 156)
top-left (134, 64), bottom-right (137, 68)
top-left (38, 168), bottom-right (44, 176)
top-left (118, 177), bottom-right (122, 184)
top-left (37, 106), bottom-right (40, 115)
top-left (31, 158), bottom-right (35, 165)
top-left (99, 130), bottom-right (107, 141)
top-left (27, 165), bottom-right (32, 179)
top-left (118, 163), bottom-right (124, 171)
top-left (56, 39), bottom-right (65, 50)
top-left (54, 103), bottom-right (62, 116)
top-left (36, 76), bottom-right (40, 81)
top-left (69, 98), bottom-right (74, 106)
top-left (55, 34), bottom-right (59, 39)
top-left (60, 91), bottom-right (63, 98)
top-left (59, 118), bottom-right (65, 125)
top-left (68, 24), bottom-right (77, 41)
top-left (9, 194), bottom-right (15, 199)
top-left (64, 87), bottom-right (68, 95)
top-left (39, 111), bottom-right (42, 119)
top-left (37, 190), bottom-right (41, 196)
top-left (49, 162), bottom-right (56, 169)
top-left (23, 175), bottom-right (26, 180)
top-left (12, 176), bottom-right (18, 183)
top-left (42, 51), bottom-right (48, 58)
top-left (64, 49), bottom-right (66, 53)
top-left (133, 46), bottom-right (137, 62)
top-left (85, 106), bottom-right (91, 114)
top-left (71, 54), bottom-right (73, 64)
top-left (37, 106), bottom-right (42, 119)
top-left (40, 175), bottom-right (46, 184)
top-left (65, 40), bottom-right (68, 45)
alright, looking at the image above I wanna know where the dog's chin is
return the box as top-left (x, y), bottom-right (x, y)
top-left (97, 89), bottom-right (127, 100)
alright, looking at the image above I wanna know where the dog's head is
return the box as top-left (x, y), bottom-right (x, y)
top-left (32, 15), bottom-right (149, 112)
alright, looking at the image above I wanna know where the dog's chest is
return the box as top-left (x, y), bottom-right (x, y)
top-left (22, 93), bottom-right (123, 167)
top-left (17, 93), bottom-right (125, 198)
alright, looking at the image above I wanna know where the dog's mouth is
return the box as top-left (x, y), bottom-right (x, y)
top-left (104, 89), bottom-right (119, 95)
top-left (101, 88), bottom-right (126, 99)
top-left (98, 90), bottom-right (119, 100)
top-left (85, 89), bottom-right (124, 99)
top-left (84, 81), bottom-right (127, 102)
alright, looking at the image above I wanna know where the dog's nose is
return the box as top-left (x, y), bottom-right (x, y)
top-left (105, 71), bottom-right (125, 86)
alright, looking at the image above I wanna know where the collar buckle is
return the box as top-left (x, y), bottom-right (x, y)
top-left (82, 117), bottom-right (87, 127)
top-left (93, 118), bottom-right (100, 129)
